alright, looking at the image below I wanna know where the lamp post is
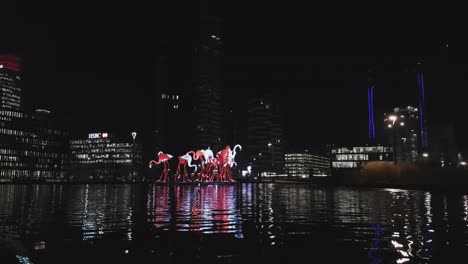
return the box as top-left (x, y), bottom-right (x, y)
top-left (131, 132), bottom-right (137, 182)
top-left (388, 115), bottom-right (398, 164)
top-left (268, 142), bottom-right (273, 179)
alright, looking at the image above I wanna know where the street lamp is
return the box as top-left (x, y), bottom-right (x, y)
top-left (387, 115), bottom-right (398, 164)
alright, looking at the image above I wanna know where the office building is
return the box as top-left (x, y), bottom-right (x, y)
top-left (190, 14), bottom-right (223, 151)
top-left (330, 145), bottom-right (393, 169)
top-left (384, 106), bottom-right (420, 163)
top-left (0, 109), bottom-right (69, 181)
top-left (247, 93), bottom-right (284, 173)
top-left (152, 52), bottom-right (193, 157)
top-left (69, 132), bottom-right (143, 182)
top-left (285, 152), bottom-right (330, 178)
top-left (0, 55), bottom-right (21, 111)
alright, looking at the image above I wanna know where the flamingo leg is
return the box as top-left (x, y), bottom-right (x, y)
top-left (163, 162), bottom-right (168, 182)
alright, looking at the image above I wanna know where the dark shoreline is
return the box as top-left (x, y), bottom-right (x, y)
top-left (244, 178), bottom-right (468, 193)
top-left (2, 178), bottom-right (468, 193)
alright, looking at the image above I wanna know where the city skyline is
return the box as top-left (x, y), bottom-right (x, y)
top-left (0, 2), bottom-right (463, 153)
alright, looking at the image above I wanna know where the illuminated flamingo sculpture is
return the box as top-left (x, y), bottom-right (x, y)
top-left (194, 148), bottom-right (215, 182)
top-left (207, 156), bottom-right (220, 182)
top-left (175, 151), bottom-right (198, 182)
top-left (149, 151), bottom-right (173, 182)
top-left (187, 149), bottom-right (205, 181)
top-left (216, 145), bottom-right (232, 182)
top-left (226, 144), bottom-right (242, 182)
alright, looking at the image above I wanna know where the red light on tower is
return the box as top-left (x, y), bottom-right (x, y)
top-left (0, 55), bottom-right (20, 72)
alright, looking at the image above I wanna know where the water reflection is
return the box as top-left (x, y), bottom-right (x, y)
top-left (1, 183), bottom-right (468, 263)
top-left (0, 184), bottom-right (64, 241)
top-left (66, 184), bottom-right (136, 240)
top-left (147, 184), bottom-right (242, 234)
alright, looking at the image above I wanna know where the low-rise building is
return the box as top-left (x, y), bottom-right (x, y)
top-left (70, 132), bottom-right (142, 182)
top-left (330, 145), bottom-right (393, 169)
top-left (285, 152), bottom-right (330, 178)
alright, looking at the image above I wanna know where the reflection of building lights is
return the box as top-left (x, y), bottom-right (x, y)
top-left (391, 240), bottom-right (404, 248)
top-left (396, 258), bottom-right (410, 264)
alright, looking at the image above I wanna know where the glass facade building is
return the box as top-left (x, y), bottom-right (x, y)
top-left (0, 55), bottom-right (21, 111)
top-left (70, 132), bottom-right (143, 182)
top-left (330, 146), bottom-right (393, 169)
top-left (285, 152), bottom-right (330, 178)
top-left (0, 109), bottom-right (69, 181)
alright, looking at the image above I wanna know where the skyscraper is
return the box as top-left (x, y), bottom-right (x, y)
top-left (153, 55), bottom-right (187, 155)
top-left (247, 93), bottom-right (284, 174)
top-left (191, 10), bottom-right (223, 151)
top-left (0, 56), bottom-right (69, 181)
top-left (0, 55), bottom-right (21, 110)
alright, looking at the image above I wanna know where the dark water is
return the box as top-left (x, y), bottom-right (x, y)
top-left (1, 183), bottom-right (468, 263)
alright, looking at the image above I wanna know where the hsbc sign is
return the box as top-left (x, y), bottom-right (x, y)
top-left (88, 132), bottom-right (109, 139)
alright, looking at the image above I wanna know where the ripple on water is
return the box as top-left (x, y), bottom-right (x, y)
top-left (1, 183), bottom-right (468, 262)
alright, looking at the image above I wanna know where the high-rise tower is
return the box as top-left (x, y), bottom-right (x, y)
top-left (191, 6), bottom-right (223, 151)
top-left (247, 93), bottom-right (284, 174)
top-left (367, 70), bottom-right (376, 139)
top-left (384, 106), bottom-right (420, 163)
top-left (417, 63), bottom-right (428, 149)
top-left (0, 55), bottom-right (21, 110)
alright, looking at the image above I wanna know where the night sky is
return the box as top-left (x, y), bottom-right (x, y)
top-left (1, 2), bottom-right (466, 152)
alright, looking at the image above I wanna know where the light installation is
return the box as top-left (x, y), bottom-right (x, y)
top-left (149, 151), bottom-right (173, 182)
top-left (149, 144), bottom-right (242, 183)
top-left (175, 151), bottom-right (198, 182)
top-left (368, 85), bottom-right (376, 139)
top-left (417, 69), bottom-right (428, 148)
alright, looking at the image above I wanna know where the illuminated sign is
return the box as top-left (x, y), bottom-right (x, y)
top-left (88, 132), bottom-right (109, 139)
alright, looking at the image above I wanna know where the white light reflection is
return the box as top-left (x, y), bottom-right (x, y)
top-left (464, 195), bottom-right (468, 223)
top-left (396, 258), bottom-right (410, 263)
top-left (391, 240), bottom-right (403, 248)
